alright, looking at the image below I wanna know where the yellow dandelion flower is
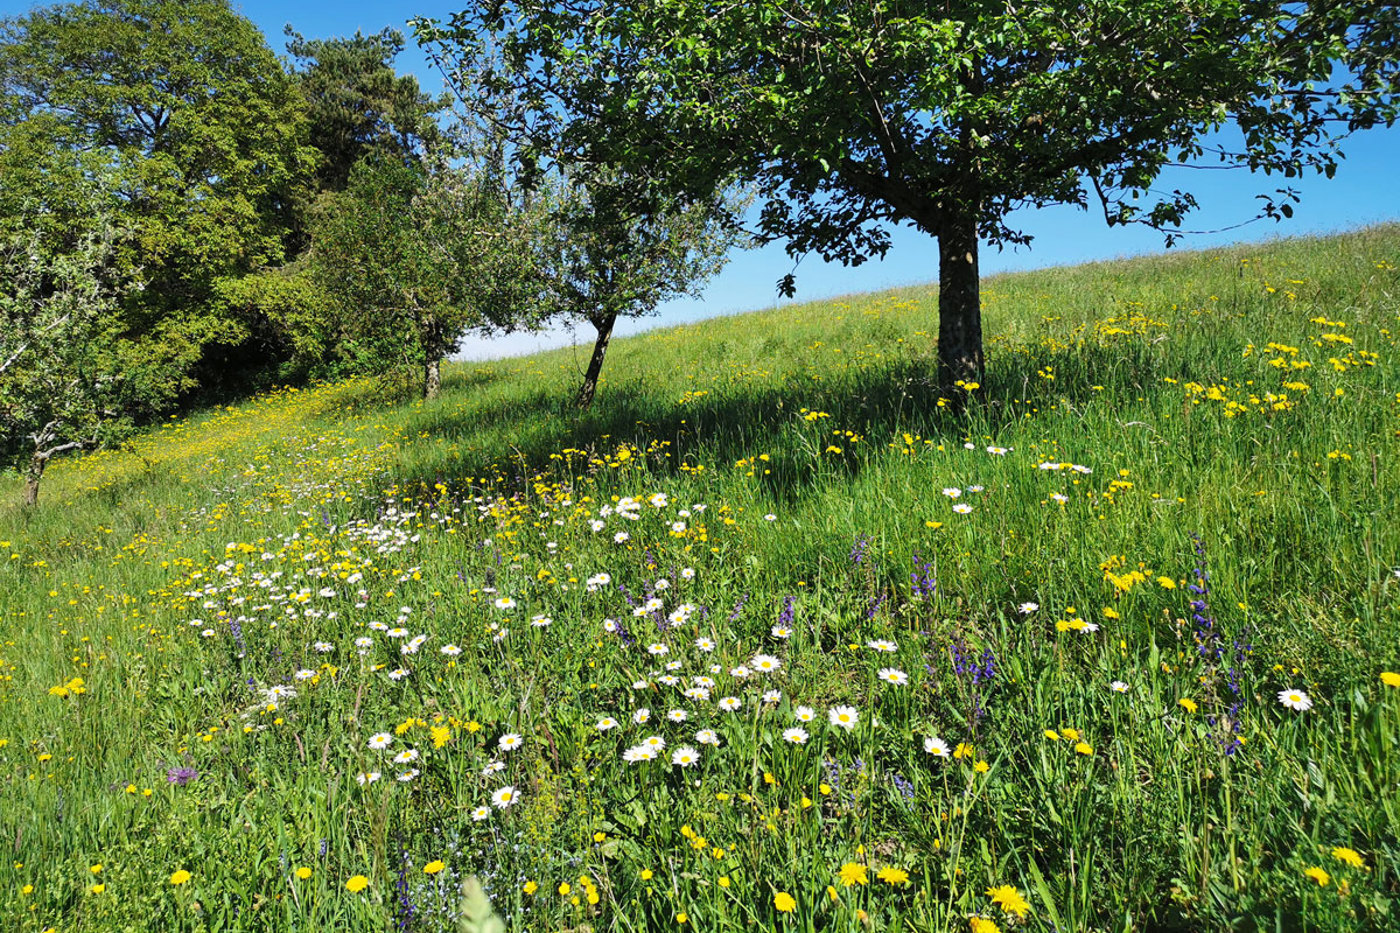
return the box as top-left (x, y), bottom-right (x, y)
top-left (774, 891), bottom-right (797, 912)
top-left (295, 867), bottom-right (312, 880)
top-left (877, 866), bottom-right (910, 885)
top-left (1178, 698), bottom-right (1198, 714)
top-left (1381, 672), bottom-right (1400, 688)
top-left (345, 874), bottom-right (369, 893)
top-left (970, 917), bottom-right (1002, 933)
top-left (1074, 742), bottom-right (1094, 756)
top-left (838, 862), bottom-right (868, 887)
top-left (987, 884), bottom-right (1031, 918)
top-left (423, 861), bottom-right (445, 875)
top-left (1331, 848), bottom-right (1365, 869)
top-left (170, 870), bottom-right (191, 886)
top-left (1303, 867), bottom-right (1329, 887)
top-left (523, 880), bottom-right (538, 895)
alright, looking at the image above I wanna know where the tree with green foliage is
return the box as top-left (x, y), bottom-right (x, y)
top-left (0, 0), bottom-right (318, 394)
top-left (0, 193), bottom-right (153, 507)
top-left (418, 1), bottom-right (1399, 395)
top-left (286, 26), bottom-right (445, 195)
top-left (539, 175), bottom-right (745, 407)
top-left (308, 152), bottom-right (547, 399)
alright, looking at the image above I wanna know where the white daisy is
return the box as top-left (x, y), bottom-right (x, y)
top-left (1109, 681), bottom-right (1129, 693)
top-left (397, 769), bottom-right (420, 782)
top-left (642, 735), bottom-right (666, 750)
top-left (667, 709), bottom-right (688, 723)
top-left (762, 689), bottom-right (781, 703)
top-left (1278, 688), bottom-right (1313, 711)
top-left (471, 805), bottom-right (491, 821)
top-left (356, 771), bottom-right (381, 785)
top-left (596, 717), bottom-right (619, 731)
top-left (718, 696), bottom-right (742, 712)
top-left (671, 746), bottom-right (700, 767)
top-left (695, 637), bottom-right (715, 652)
top-left (924, 735), bottom-right (950, 757)
top-left (1018, 602), bottom-right (1040, 614)
top-left (493, 597), bottom-right (516, 611)
top-left (867, 639), bottom-right (898, 653)
top-left (771, 626), bottom-right (793, 639)
top-left (752, 654), bottom-right (781, 673)
top-left (695, 728), bottom-right (720, 746)
top-left (794, 706), bottom-right (816, 722)
top-left (829, 705), bottom-right (859, 730)
top-left (368, 733), bottom-right (393, 750)
top-left (952, 503), bottom-right (973, 514)
top-left (942, 487), bottom-right (962, 498)
top-left (498, 733), bottom-right (523, 751)
top-left (440, 644), bottom-right (462, 656)
top-left (392, 749), bottom-right (420, 764)
top-left (878, 667), bottom-right (909, 686)
top-left (622, 745), bottom-right (654, 763)
top-left (633, 708), bottom-right (651, 724)
top-left (782, 727), bottom-right (809, 744)
top-left (491, 786), bottom-right (519, 808)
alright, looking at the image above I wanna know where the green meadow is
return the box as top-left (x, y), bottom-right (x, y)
top-left (1, 225), bottom-right (1397, 932)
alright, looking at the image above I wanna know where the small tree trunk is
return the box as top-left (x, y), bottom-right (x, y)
top-left (23, 452), bottom-right (44, 508)
top-left (936, 205), bottom-right (984, 395)
top-left (424, 356), bottom-right (441, 400)
top-left (577, 312), bottom-right (618, 408)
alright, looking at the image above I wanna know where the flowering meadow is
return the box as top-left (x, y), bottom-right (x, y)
top-left (1, 226), bottom-right (1398, 932)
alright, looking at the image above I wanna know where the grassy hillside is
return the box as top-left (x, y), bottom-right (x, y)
top-left (1, 225), bottom-right (1398, 932)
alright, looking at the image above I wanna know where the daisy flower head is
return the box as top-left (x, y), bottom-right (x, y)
top-left (694, 637), bottom-right (715, 652)
top-left (614, 531), bottom-right (630, 544)
top-left (388, 668), bottom-right (410, 680)
top-left (440, 644), bottom-right (462, 656)
top-left (633, 708), bottom-right (651, 724)
top-left (718, 696), bottom-right (742, 712)
top-left (498, 733), bottom-right (524, 752)
top-left (782, 727), bottom-right (809, 744)
top-left (877, 667), bottom-right (909, 686)
top-left (771, 625), bottom-right (793, 639)
top-left (493, 597), bottom-right (516, 611)
top-left (683, 687), bottom-right (710, 701)
top-left (867, 639), bottom-right (898, 652)
top-left (1110, 680), bottom-right (1129, 693)
top-left (596, 717), bottom-right (619, 731)
top-left (471, 805), bottom-right (492, 821)
top-left (1278, 688), bottom-right (1313, 711)
top-left (368, 733), bottom-right (393, 750)
top-left (794, 705), bottom-right (815, 722)
top-left (356, 771), bottom-right (381, 785)
top-left (622, 745), bottom-right (653, 763)
top-left (671, 746), bottom-right (700, 767)
top-left (647, 643), bottom-right (670, 656)
top-left (392, 749), bottom-right (420, 764)
top-left (695, 728), bottom-right (720, 746)
top-left (942, 487), bottom-right (962, 498)
top-left (530, 615), bottom-right (552, 628)
top-left (730, 665), bottom-right (751, 679)
top-left (642, 735), bottom-right (666, 750)
top-left (764, 513), bottom-right (777, 521)
top-left (762, 689), bottom-right (782, 703)
top-left (924, 735), bottom-right (950, 757)
top-left (667, 709), bottom-right (688, 723)
top-left (491, 786), bottom-right (519, 809)
top-left (1018, 602), bottom-right (1039, 614)
top-left (680, 567), bottom-right (696, 580)
top-left (953, 503), bottom-right (973, 514)
top-left (829, 705), bottom-right (859, 730)
top-left (481, 760), bottom-right (506, 776)
top-left (397, 769), bottom-right (420, 782)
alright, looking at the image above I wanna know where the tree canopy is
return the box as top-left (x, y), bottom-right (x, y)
top-left (419, 0), bottom-right (1400, 392)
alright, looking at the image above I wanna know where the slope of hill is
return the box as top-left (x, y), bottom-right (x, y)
top-left (1, 225), bottom-right (1397, 932)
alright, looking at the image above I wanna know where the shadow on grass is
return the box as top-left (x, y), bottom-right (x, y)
top-left (393, 336), bottom-right (1172, 501)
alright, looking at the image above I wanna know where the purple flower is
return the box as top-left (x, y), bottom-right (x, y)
top-left (167, 766), bottom-right (199, 786)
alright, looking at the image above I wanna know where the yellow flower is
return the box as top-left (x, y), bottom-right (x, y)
top-left (89, 864), bottom-right (102, 874)
top-left (1331, 848), bottom-right (1365, 869)
top-left (1178, 698), bottom-right (1198, 714)
top-left (423, 860), bottom-right (445, 875)
top-left (345, 874), bottom-right (369, 893)
top-left (838, 862), bottom-right (868, 886)
top-left (22, 884), bottom-right (33, 895)
top-left (1303, 866), bottom-right (1329, 887)
top-left (676, 912), bottom-right (688, 924)
top-left (970, 917), bottom-right (1002, 933)
top-left (1074, 742), bottom-right (1094, 756)
top-left (718, 876), bottom-right (730, 888)
top-left (877, 866), bottom-right (910, 885)
top-left (974, 760), bottom-right (990, 773)
top-left (826, 884), bottom-right (838, 902)
top-left (558, 881), bottom-right (571, 896)
top-left (640, 869), bottom-right (654, 881)
top-left (170, 870), bottom-right (191, 886)
top-left (774, 891), bottom-right (796, 913)
top-left (987, 884), bottom-right (1031, 918)
top-left (1060, 727), bottom-right (1080, 742)
top-left (1043, 729), bottom-right (1060, 741)
top-left (523, 881), bottom-right (538, 895)
top-left (1381, 671), bottom-right (1400, 688)
top-left (89, 883), bottom-right (105, 894)
top-left (295, 867), bottom-right (312, 880)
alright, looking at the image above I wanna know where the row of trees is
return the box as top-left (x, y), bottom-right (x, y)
top-left (1, 0), bottom-right (742, 504)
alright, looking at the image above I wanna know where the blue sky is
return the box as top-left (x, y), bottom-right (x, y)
top-left (8, 0), bottom-right (1399, 358)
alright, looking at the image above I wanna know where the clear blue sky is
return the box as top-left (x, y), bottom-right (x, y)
top-left (7, 0), bottom-right (1399, 358)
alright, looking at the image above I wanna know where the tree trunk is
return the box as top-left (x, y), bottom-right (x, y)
top-left (23, 452), bottom-right (44, 508)
top-left (424, 356), bottom-right (441, 400)
top-left (936, 206), bottom-right (984, 395)
top-left (576, 312), bottom-right (617, 408)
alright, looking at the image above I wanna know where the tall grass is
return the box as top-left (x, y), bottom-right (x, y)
top-left (1, 225), bottom-right (1397, 932)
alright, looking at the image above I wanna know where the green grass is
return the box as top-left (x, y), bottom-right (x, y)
top-left (1, 224), bottom-right (1398, 932)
